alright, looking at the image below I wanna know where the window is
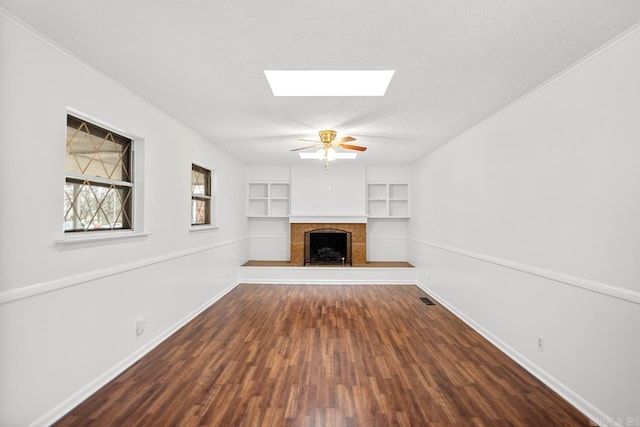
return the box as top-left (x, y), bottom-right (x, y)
top-left (191, 164), bottom-right (212, 226)
top-left (64, 115), bottom-right (133, 232)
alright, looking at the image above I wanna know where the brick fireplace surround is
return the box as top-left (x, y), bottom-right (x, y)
top-left (290, 223), bottom-right (366, 266)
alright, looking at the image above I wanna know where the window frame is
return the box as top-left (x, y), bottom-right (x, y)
top-left (190, 162), bottom-right (218, 232)
top-left (57, 109), bottom-right (146, 248)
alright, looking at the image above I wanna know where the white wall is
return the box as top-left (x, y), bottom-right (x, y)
top-left (291, 163), bottom-right (366, 216)
top-left (0, 12), bottom-right (249, 426)
top-left (409, 26), bottom-right (640, 424)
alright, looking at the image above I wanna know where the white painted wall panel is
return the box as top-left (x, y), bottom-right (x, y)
top-left (290, 164), bottom-right (367, 216)
top-left (0, 12), bottom-right (249, 426)
top-left (408, 27), bottom-right (640, 421)
top-left (367, 219), bottom-right (408, 261)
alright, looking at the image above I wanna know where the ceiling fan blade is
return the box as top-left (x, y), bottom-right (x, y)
top-left (290, 144), bottom-right (320, 152)
top-left (340, 143), bottom-right (367, 152)
top-left (336, 136), bottom-right (356, 144)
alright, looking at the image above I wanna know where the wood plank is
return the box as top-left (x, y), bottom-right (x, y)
top-left (54, 284), bottom-right (590, 426)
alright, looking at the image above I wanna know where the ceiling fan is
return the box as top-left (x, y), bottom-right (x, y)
top-left (291, 130), bottom-right (366, 169)
top-left (291, 129), bottom-right (367, 153)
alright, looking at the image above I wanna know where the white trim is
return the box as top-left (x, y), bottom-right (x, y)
top-left (189, 225), bottom-right (220, 233)
top-left (414, 281), bottom-right (609, 426)
top-left (426, 22), bottom-right (640, 158)
top-left (367, 216), bottom-right (410, 220)
top-left (63, 108), bottom-right (146, 241)
top-left (55, 231), bottom-right (149, 249)
top-left (289, 215), bottom-right (368, 223)
top-left (66, 108), bottom-right (141, 141)
top-left (241, 278), bottom-right (416, 285)
top-left (190, 162), bottom-right (216, 228)
top-left (29, 280), bottom-right (241, 427)
top-left (478, 22), bottom-right (640, 129)
top-left (239, 265), bottom-right (418, 285)
top-left (65, 172), bottom-right (133, 188)
top-left (409, 238), bottom-right (640, 306)
top-left (0, 8), bottom-right (180, 124)
top-left (0, 237), bottom-right (249, 305)
top-left (367, 236), bottom-right (409, 240)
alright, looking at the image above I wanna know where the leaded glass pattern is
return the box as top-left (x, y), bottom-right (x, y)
top-left (65, 115), bottom-right (133, 232)
top-left (191, 164), bottom-right (211, 225)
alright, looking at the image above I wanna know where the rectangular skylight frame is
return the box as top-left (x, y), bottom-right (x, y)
top-left (265, 70), bottom-right (395, 97)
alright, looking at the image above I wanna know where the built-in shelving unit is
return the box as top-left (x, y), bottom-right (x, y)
top-left (247, 182), bottom-right (290, 217)
top-left (367, 182), bottom-right (410, 218)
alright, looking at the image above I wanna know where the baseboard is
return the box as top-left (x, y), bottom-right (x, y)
top-left (239, 265), bottom-right (419, 285)
top-left (30, 281), bottom-right (240, 427)
top-left (415, 281), bottom-right (610, 426)
top-left (240, 279), bottom-right (417, 285)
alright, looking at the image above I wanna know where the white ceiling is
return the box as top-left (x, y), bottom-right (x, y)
top-left (3, 1), bottom-right (640, 165)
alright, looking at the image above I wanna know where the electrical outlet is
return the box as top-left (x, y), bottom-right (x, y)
top-left (136, 318), bottom-right (146, 336)
top-left (537, 335), bottom-right (544, 352)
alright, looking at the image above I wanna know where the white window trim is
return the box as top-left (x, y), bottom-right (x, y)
top-left (57, 108), bottom-right (146, 249)
top-left (189, 224), bottom-right (219, 233)
top-left (190, 162), bottom-right (218, 231)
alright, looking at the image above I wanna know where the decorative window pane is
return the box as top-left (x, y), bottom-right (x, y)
top-left (191, 164), bottom-right (211, 226)
top-left (65, 115), bottom-right (133, 232)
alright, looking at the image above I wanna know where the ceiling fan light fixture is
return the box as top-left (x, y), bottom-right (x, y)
top-left (327, 147), bottom-right (337, 162)
top-left (299, 152), bottom-right (320, 160)
top-left (298, 150), bottom-right (357, 161)
top-left (264, 70), bottom-right (395, 96)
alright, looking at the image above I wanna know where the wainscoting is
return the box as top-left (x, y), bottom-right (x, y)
top-left (408, 238), bottom-right (640, 424)
top-left (0, 238), bottom-right (248, 426)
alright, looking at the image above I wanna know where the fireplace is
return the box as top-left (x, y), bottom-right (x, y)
top-left (290, 222), bottom-right (366, 266)
top-left (304, 229), bottom-right (352, 266)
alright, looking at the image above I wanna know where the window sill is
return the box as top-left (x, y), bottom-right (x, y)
top-left (189, 224), bottom-right (219, 233)
top-left (55, 231), bottom-right (149, 250)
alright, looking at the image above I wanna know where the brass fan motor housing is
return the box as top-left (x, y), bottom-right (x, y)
top-left (319, 130), bottom-right (337, 144)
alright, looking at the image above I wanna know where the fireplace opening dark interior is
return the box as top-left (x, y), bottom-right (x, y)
top-left (304, 229), bottom-right (352, 266)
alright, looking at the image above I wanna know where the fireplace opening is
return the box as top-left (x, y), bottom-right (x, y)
top-left (304, 228), bottom-right (352, 266)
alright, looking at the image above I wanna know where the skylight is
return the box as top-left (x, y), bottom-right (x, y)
top-left (264, 70), bottom-right (395, 96)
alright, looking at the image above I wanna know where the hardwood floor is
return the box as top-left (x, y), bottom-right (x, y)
top-left (55, 284), bottom-right (590, 426)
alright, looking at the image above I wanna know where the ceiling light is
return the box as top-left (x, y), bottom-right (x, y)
top-left (299, 148), bottom-right (357, 170)
top-left (264, 70), bottom-right (395, 96)
top-left (299, 150), bottom-right (357, 160)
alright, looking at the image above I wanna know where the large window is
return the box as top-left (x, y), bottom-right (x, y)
top-left (191, 164), bottom-right (212, 226)
top-left (64, 115), bottom-right (133, 232)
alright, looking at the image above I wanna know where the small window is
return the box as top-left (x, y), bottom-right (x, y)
top-left (191, 164), bottom-right (212, 226)
top-left (64, 115), bottom-right (133, 232)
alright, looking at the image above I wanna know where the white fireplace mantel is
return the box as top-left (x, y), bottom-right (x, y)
top-left (288, 215), bottom-right (368, 224)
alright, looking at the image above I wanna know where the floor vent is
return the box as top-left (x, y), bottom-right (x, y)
top-left (420, 297), bottom-right (435, 306)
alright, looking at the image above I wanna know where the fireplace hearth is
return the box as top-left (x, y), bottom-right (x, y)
top-left (305, 229), bottom-right (352, 266)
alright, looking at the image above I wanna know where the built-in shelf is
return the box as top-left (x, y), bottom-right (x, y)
top-left (248, 182), bottom-right (290, 217)
top-left (367, 182), bottom-right (410, 218)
